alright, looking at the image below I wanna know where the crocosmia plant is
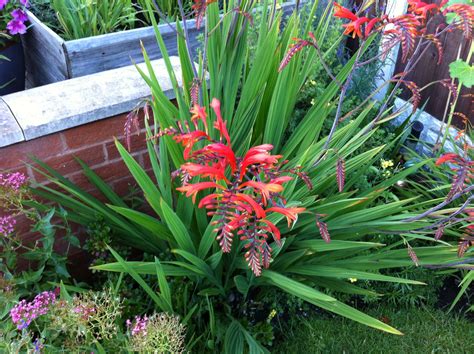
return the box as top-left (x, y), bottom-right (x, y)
top-left (1, 0), bottom-right (29, 37)
top-left (157, 98), bottom-right (322, 276)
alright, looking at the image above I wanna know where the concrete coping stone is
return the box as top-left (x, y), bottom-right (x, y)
top-left (392, 97), bottom-right (472, 153)
top-left (0, 56), bottom-right (182, 147)
top-left (0, 99), bottom-right (23, 148)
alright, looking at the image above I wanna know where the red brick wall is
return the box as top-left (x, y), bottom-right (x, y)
top-left (1, 113), bottom-right (150, 256)
top-left (2, 113), bottom-right (149, 194)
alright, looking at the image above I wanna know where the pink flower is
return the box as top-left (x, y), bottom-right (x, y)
top-left (20, 0), bottom-right (29, 6)
top-left (0, 0), bottom-right (9, 11)
top-left (0, 215), bottom-right (16, 237)
top-left (11, 8), bottom-right (28, 22)
top-left (10, 291), bottom-right (56, 329)
top-left (0, 172), bottom-right (27, 191)
top-left (6, 19), bottom-right (27, 35)
top-left (127, 315), bottom-right (149, 336)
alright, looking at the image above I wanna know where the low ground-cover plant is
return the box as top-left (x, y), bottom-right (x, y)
top-left (0, 172), bottom-right (76, 297)
top-left (1, 285), bottom-right (186, 352)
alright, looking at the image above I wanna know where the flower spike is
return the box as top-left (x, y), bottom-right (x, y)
top-left (165, 98), bottom-right (312, 275)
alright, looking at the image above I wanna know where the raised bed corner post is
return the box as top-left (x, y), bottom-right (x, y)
top-left (374, 0), bottom-right (408, 101)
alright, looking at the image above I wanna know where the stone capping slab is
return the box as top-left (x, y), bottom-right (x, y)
top-left (392, 97), bottom-right (471, 153)
top-left (1, 56), bottom-right (182, 144)
top-left (0, 99), bottom-right (24, 148)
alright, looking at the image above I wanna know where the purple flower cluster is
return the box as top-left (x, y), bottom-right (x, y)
top-left (1, 0), bottom-right (29, 35)
top-left (33, 338), bottom-right (43, 353)
top-left (10, 290), bottom-right (56, 329)
top-left (73, 302), bottom-right (96, 321)
top-left (0, 214), bottom-right (16, 237)
top-left (0, 172), bottom-right (27, 191)
top-left (126, 315), bottom-right (149, 336)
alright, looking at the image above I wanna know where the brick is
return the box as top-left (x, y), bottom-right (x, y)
top-left (42, 145), bottom-right (105, 177)
top-left (106, 132), bottom-right (148, 161)
top-left (0, 133), bottom-right (66, 172)
top-left (67, 171), bottom-right (95, 191)
top-left (68, 250), bottom-right (95, 281)
top-left (141, 151), bottom-right (155, 171)
top-left (111, 176), bottom-right (138, 196)
top-left (86, 188), bottom-right (110, 202)
top-left (2, 165), bottom-right (30, 180)
top-left (92, 159), bottom-right (131, 183)
top-left (62, 114), bottom-right (127, 149)
top-left (3, 211), bottom-right (32, 236)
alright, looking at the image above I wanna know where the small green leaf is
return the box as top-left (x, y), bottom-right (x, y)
top-left (234, 275), bottom-right (250, 297)
top-left (449, 59), bottom-right (474, 88)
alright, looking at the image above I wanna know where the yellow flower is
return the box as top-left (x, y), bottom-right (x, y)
top-left (380, 159), bottom-right (394, 170)
top-left (268, 309), bottom-right (277, 321)
top-left (311, 98), bottom-right (316, 105)
top-left (348, 278), bottom-right (358, 283)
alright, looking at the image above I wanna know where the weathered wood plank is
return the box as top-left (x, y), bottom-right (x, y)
top-left (394, 1), bottom-right (473, 126)
top-left (64, 1), bottom-right (300, 78)
top-left (21, 11), bottom-right (69, 87)
top-left (65, 19), bottom-right (202, 78)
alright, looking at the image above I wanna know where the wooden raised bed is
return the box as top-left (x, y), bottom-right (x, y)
top-left (22, 2), bottom-right (299, 87)
top-left (22, 11), bottom-right (202, 87)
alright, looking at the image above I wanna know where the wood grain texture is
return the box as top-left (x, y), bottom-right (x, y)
top-left (64, 19), bottom-right (202, 78)
top-left (394, 3), bottom-right (473, 127)
top-left (21, 10), bottom-right (69, 87)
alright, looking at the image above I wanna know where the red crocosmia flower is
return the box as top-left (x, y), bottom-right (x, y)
top-left (408, 0), bottom-right (439, 19)
top-left (240, 144), bottom-right (282, 177)
top-left (466, 211), bottom-right (474, 230)
top-left (210, 98), bottom-right (231, 145)
top-left (434, 150), bottom-right (473, 204)
top-left (333, 2), bottom-right (371, 39)
top-left (198, 193), bottom-right (222, 209)
top-left (435, 153), bottom-right (462, 166)
top-left (271, 176), bottom-right (294, 185)
top-left (176, 182), bottom-right (224, 203)
top-left (240, 181), bottom-right (284, 205)
top-left (268, 207), bottom-right (306, 228)
top-left (235, 193), bottom-right (267, 218)
top-left (343, 16), bottom-right (370, 38)
top-left (160, 98), bottom-right (321, 276)
top-left (333, 2), bottom-right (358, 21)
top-left (241, 144), bottom-right (275, 165)
top-left (181, 162), bottom-right (228, 182)
top-left (365, 17), bottom-right (381, 37)
top-left (260, 219), bottom-right (281, 244)
top-left (242, 151), bottom-right (282, 169)
top-left (173, 130), bottom-right (209, 159)
top-left (193, 143), bottom-right (237, 172)
top-left (190, 104), bottom-right (208, 132)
